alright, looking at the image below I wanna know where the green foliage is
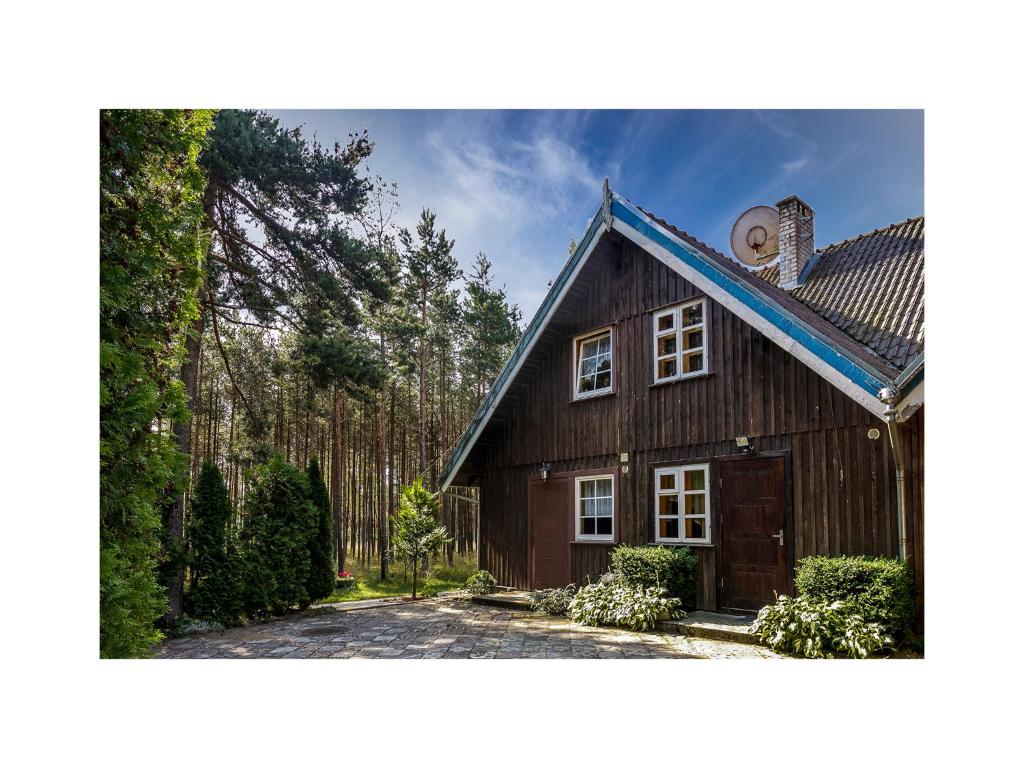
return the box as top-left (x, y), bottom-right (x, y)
top-left (750, 595), bottom-right (894, 659)
top-left (305, 458), bottom-right (335, 601)
top-left (610, 545), bottom-right (697, 609)
top-left (99, 108), bottom-right (215, 657)
top-left (461, 253), bottom-right (522, 397)
top-left (391, 478), bottom-right (452, 598)
top-left (184, 462), bottom-right (245, 624)
top-left (464, 570), bottom-right (498, 595)
top-left (239, 456), bottom-right (317, 616)
top-left (796, 555), bottom-right (916, 635)
top-left (568, 573), bottom-right (684, 631)
top-left (334, 575), bottom-right (356, 590)
top-left (530, 585), bottom-right (576, 616)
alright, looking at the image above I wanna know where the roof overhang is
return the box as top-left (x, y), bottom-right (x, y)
top-left (441, 186), bottom-right (922, 489)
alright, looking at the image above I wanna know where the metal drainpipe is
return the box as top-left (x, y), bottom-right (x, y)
top-left (878, 387), bottom-right (909, 562)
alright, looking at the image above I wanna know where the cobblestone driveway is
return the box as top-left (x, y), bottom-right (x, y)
top-left (157, 598), bottom-right (781, 659)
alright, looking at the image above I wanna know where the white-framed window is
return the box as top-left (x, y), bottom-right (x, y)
top-left (575, 474), bottom-right (614, 541)
top-left (654, 464), bottom-right (710, 544)
top-left (573, 327), bottom-right (613, 399)
top-left (653, 297), bottom-right (708, 383)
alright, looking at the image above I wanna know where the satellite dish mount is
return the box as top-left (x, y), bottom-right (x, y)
top-left (730, 205), bottom-right (780, 267)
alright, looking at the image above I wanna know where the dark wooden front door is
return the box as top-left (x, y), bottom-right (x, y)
top-left (529, 477), bottom-right (571, 589)
top-left (720, 457), bottom-right (788, 610)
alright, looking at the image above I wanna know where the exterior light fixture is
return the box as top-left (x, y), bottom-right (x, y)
top-left (539, 462), bottom-right (550, 482)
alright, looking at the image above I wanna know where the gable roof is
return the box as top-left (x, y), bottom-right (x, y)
top-left (441, 184), bottom-right (924, 490)
top-left (751, 216), bottom-right (924, 370)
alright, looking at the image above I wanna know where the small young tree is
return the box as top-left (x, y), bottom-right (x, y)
top-left (305, 458), bottom-right (335, 602)
top-left (391, 478), bottom-right (451, 599)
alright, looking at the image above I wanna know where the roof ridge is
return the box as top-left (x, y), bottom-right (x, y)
top-left (817, 215), bottom-right (924, 254)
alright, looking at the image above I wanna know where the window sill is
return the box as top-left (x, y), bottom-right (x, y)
top-left (649, 371), bottom-right (713, 389)
top-left (570, 390), bottom-right (616, 405)
top-left (572, 539), bottom-right (616, 546)
top-left (651, 541), bottom-right (714, 549)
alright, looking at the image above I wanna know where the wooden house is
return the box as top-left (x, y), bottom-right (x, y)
top-left (441, 184), bottom-right (924, 615)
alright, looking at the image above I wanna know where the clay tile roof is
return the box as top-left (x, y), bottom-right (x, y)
top-left (750, 217), bottom-right (925, 371)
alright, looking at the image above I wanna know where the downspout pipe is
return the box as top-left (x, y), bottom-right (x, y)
top-left (878, 387), bottom-right (909, 562)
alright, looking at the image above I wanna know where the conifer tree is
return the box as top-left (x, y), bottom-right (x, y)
top-left (462, 253), bottom-right (522, 402)
top-left (184, 462), bottom-right (244, 623)
top-left (305, 458), bottom-right (335, 602)
top-left (391, 479), bottom-right (451, 599)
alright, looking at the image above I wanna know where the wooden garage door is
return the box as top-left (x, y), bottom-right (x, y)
top-left (720, 457), bottom-right (788, 610)
top-left (528, 477), bottom-right (571, 589)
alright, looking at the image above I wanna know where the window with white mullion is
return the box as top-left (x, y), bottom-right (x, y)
top-left (574, 329), bottom-right (613, 399)
top-left (652, 298), bottom-right (707, 383)
top-left (576, 475), bottom-right (614, 541)
top-left (654, 463), bottom-right (710, 544)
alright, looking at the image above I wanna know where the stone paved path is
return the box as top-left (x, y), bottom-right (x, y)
top-left (157, 598), bottom-right (782, 659)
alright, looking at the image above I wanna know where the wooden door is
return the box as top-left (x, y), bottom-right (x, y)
top-left (529, 477), bottom-right (571, 589)
top-left (720, 457), bottom-right (788, 610)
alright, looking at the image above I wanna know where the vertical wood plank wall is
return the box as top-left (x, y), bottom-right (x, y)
top-left (473, 234), bottom-right (924, 612)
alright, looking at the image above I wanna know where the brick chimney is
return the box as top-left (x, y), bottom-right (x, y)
top-left (776, 195), bottom-right (814, 289)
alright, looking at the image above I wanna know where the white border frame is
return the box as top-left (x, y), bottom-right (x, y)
top-left (574, 473), bottom-right (615, 542)
top-left (654, 463), bottom-right (710, 545)
top-left (572, 326), bottom-right (614, 401)
top-left (652, 296), bottom-right (709, 384)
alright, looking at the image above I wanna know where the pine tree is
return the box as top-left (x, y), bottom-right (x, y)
top-left (462, 253), bottom-right (522, 402)
top-left (391, 479), bottom-right (451, 599)
top-left (184, 462), bottom-right (244, 623)
top-left (99, 108), bottom-right (214, 657)
top-left (305, 458), bottom-right (335, 602)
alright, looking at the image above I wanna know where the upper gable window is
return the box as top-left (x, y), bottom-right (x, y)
top-left (653, 297), bottom-right (708, 383)
top-left (574, 328), bottom-right (613, 399)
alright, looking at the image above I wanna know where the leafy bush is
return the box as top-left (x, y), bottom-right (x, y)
top-left (335, 572), bottom-right (356, 590)
top-left (239, 456), bottom-right (317, 616)
top-left (568, 573), bottom-right (684, 631)
top-left (464, 570), bottom-right (498, 595)
top-left (610, 545), bottom-right (697, 609)
top-left (530, 585), bottom-right (576, 615)
top-left (796, 555), bottom-right (915, 635)
top-left (750, 595), bottom-right (894, 658)
top-left (171, 618), bottom-right (226, 638)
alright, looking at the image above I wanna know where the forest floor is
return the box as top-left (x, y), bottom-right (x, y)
top-left (157, 597), bottom-right (783, 659)
top-left (318, 554), bottom-right (478, 603)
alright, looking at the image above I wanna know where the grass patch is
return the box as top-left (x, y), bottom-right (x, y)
top-left (318, 553), bottom-right (479, 604)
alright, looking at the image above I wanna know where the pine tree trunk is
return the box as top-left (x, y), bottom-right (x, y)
top-left (332, 386), bottom-right (346, 573)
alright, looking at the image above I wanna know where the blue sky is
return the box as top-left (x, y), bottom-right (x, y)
top-left (273, 109), bottom-right (923, 319)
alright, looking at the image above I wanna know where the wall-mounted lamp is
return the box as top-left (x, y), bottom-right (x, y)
top-left (735, 435), bottom-right (754, 455)
top-left (539, 462), bottom-right (551, 482)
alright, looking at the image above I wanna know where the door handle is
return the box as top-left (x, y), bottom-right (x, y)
top-left (771, 529), bottom-right (784, 547)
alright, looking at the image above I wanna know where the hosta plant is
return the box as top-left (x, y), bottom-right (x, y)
top-left (568, 573), bottom-right (684, 631)
top-left (530, 584), bottom-right (576, 615)
top-left (464, 570), bottom-right (498, 595)
top-left (750, 594), bottom-right (894, 659)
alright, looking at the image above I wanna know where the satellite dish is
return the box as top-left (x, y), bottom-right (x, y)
top-left (730, 205), bottom-right (779, 267)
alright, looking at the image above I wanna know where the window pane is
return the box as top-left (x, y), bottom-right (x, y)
top-left (683, 351), bottom-right (704, 373)
top-left (595, 371), bottom-right (611, 390)
top-left (658, 357), bottom-right (677, 379)
top-left (596, 517), bottom-right (612, 535)
top-left (581, 338), bottom-right (599, 358)
top-left (657, 313), bottom-right (675, 332)
top-left (579, 375), bottom-right (595, 392)
top-left (595, 478), bottom-right (612, 497)
top-left (596, 353), bottom-right (611, 372)
top-left (659, 518), bottom-right (680, 539)
top-left (684, 469), bottom-right (705, 491)
top-left (659, 495), bottom-right (679, 516)
top-left (580, 357), bottom-right (596, 376)
top-left (685, 493), bottom-right (705, 516)
top-left (685, 517), bottom-right (706, 539)
top-left (682, 302), bottom-right (703, 326)
top-left (582, 517), bottom-right (596, 535)
top-left (658, 472), bottom-right (676, 491)
top-left (598, 336), bottom-right (611, 355)
top-left (580, 498), bottom-right (593, 517)
top-left (683, 328), bottom-right (703, 350)
top-left (657, 334), bottom-right (677, 356)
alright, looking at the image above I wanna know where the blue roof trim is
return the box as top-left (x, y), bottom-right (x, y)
top-left (611, 196), bottom-right (892, 396)
top-left (440, 203), bottom-right (606, 486)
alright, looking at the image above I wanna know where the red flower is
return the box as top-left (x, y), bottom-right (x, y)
top-left (338, 571), bottom-right (352, 578)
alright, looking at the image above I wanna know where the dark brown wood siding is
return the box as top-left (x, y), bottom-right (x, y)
top-left (469, 233), bottom-right (924, 613)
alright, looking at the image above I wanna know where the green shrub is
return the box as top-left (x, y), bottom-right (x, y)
top-left (391, 479), bottom-right (452, 599)
top-left (610, 545), bottom-right (697, 608)
top-left (750, 594), bottom-right (894, 658)
top-left (464, 570), bottom-right (498, 595)
top-left (239, 456), bottom-right (317, 616)
top-left (568, 573), bottom-right (684, 631)
top-left (305, 458), bottom-right (335, 602)
top-left (530, 585), bottom-right (576, 615)
top-left (796, 555), bottom-right (915, 635)
top-left (335, 574), bottom-right (356, 590)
